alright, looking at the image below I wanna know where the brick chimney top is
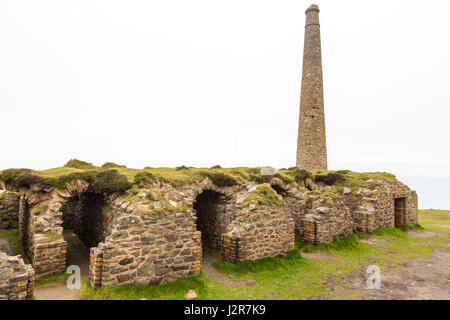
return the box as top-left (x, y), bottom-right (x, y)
top-left (305, 4), bottom-right (319, 14)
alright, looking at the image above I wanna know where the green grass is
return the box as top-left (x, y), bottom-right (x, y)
top-left (212, 249), bottom-right (302, 274)
top-left (297, 234), bottom-right (364, 253)
top-left (0, 159), bottom-right (402, 195)
top-left (43, 232), bottom-right (63, 241)
top-left (64, 159), bottom-right (96, 169)
top-left (397, 224), bottom-right (425, 231)
top-left (80, 210), bottom-right (450, 300)
top-left (80, 274), bottom-right (211, 300)
top-left (243, 184), bottom-right (283, 207)
top-left (0, 229), bottom-right (28, 263)
top-left (35, 273), bottom-right (72, 288)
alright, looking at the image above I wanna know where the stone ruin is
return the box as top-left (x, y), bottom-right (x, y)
top-left (0, 168), bottom-right (418, 299)
top-left (0, 190), bottom-right (34, 300)
top-left (0, 4), bottom-right (419, 300)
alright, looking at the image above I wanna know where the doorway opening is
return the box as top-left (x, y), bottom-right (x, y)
top-left (271, 184), bottom-right (287, 198)
top-left (61, 192), bottom-right (107, 277)
top-left (193, 190), bottom-right (227, 250)
top-left (394, 197), bottom-right (407, 227)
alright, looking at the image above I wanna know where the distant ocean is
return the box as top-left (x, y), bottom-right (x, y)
top-left (397, 176), bottom-right (450, 210)
top-left (330, 160), bottom-right (450, 210)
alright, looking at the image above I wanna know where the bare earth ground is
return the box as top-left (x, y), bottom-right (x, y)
top-left (0, 238), bottom-right (10, 254)
top-left (33, 230), bottom-right (89, 300)
top-left (300, 251), bottom-right (333, 260)
top-left (33, 283), bottom-right (81, 300)
top-left (340, 247), bottom-right (450, 300)
top-left (323, 227), bottom-right (450, 300)
top-left (201, 251), bottom-right (257, 287)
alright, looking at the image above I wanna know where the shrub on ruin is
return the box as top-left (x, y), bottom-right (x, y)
top-left (133, 171), bottom-right (157, 186)
top-left (285, 168), bottom-right (313, 185)
top-left (91, 170), bottom-right (131, 193)
top-left (314, 172), bottom-right (345, 186)
top-left (200, 170), bottom-right (239, 187)
top-left (243, 184), bottom-right (282, 207)
top-left (64, 159), bottom-right (96, 169)
top-left (53, 170), bottom-right (131, 193)
top-left (175, 165), bottom-right (189, 171)
top-left (0, 168), bottom-right (54, 188)
top-left (101, 162), bottom-right (127, 169)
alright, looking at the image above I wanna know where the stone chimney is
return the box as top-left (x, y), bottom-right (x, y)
top-left (296, 4), bottom-right (328, 170)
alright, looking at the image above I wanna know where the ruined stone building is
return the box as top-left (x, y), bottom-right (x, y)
top-left (0, 5), bottom-right (418, 299)
top-left (0, 165), bottom-right (418, 297)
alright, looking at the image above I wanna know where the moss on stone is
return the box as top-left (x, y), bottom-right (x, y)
top-left (308, 187), bottom-right (341, 201)
top-left (90, 170), bottom-right (131, 193)
top-left (30, 204), bottom-right (47, 215)
top-left (314, 172), bottom-right (346, 185)
top-left (0, 168), bottom-right (43, 187)
top-left (0, 161), bottom-right (401, 198)
top-left (244, 184), bottom-right (282, 207)
top-left (43, 232), bottom-right (63, 241)
top-left (52, 169), bottom-right (131, 193)
top-left (276, 168), bottom-right (313, 186)
top-left (102, 206), bottom-right (115, 217)
top-left (200, 170), bottom-right (240, 187)
top-left (0, 229), bottom-right (27, 262)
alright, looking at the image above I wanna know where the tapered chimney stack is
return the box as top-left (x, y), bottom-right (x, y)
top-left (296, 4), bottom-right (328, 170)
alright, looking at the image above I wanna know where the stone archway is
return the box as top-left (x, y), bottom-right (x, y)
top-left (271, 184), bottom-right (288, 198)
top-left (193, 189), bottom-right (228, 250)
top-left (61, 192), bottom-right (108, 277)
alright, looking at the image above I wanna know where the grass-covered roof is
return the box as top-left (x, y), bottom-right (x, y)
top-left (0, 159), bottom-right (398, 194)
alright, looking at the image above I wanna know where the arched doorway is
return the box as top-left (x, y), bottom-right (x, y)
top-left (61, 192), bottom-right (107, 277)
top-left (193, 190), bottom-right (227, 250)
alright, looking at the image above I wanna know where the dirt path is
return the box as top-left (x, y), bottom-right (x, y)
top-left (201, 251), bottom-right (257, 287)
top-left (64, 229), bottom-right (90, 277)
top-left (0, 238), bottom-right (11, 254)
top-left (34, 230), bottom-right (90, 300)
top-left (340, 248), bottom-right (450, 300)
top-left (34, 285), bottom-right (81, 300)
top-left (300, 251), bottom-right (333, 260)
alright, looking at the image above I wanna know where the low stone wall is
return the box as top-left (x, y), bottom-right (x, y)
top-left (18, 195), bottom-right (67, 277)
top-left (406, 191), bottom-right (419, 225)
top-left (89, 211), bottom-right (202, 288)
top-left (18, 195), bottom-right (35, 264)
top-left (33, 235), bottom-right (66, 277)
top-left (222, 204), bottom-right (295, 262)
top-left (0, 251), bottom-right (34, 300)
top-left (0, 190), bottom-right (20, 229)
top-left (352, 195), bottom-right (393, 233)
top-left (280, 179), bottom-right (419, 244)
top-left (298, 198), bottom-right (353, 244)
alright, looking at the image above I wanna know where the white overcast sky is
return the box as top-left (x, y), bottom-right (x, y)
top-left (1, 0), bottom-right (449, 208)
